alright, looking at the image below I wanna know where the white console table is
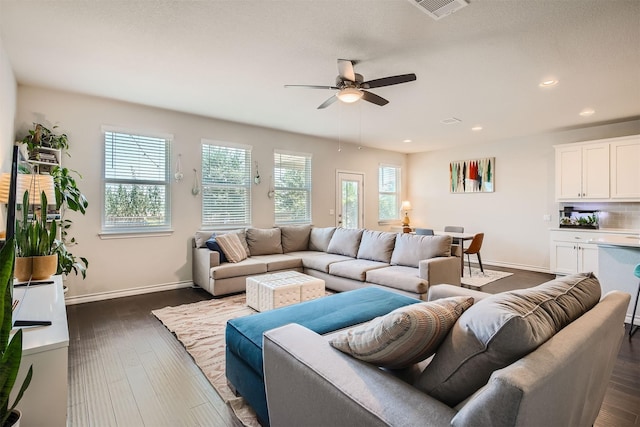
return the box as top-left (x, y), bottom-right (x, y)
top-left (11, 275), bottom-right (68, 427)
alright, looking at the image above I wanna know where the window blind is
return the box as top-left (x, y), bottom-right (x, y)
top-left (379, 164), bottom-right (400, 221)
top-left (274, 150), bottom-right (312, 224)
top-left (201, 141), bottom-right (252, 226)
top-left (103, 130), bottom-right (171, 231)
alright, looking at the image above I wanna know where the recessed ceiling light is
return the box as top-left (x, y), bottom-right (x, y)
top-left (403, 139), bottom-right (412, 143)
top-left (539, 79), bottom-right (559, 88)
top-left (471, 126), bottom-right (483, 131)
top-left (579, 108), bottom-right (595, 117)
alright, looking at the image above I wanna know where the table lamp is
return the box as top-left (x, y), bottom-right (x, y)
top-left (401, 200), bottom-right (412, 232)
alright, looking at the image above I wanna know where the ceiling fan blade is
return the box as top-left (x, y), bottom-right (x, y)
top-left (284, 85), bottom-right (339, 90)
top-left (337, 59), bottom-right (356, 82)
top-left (317, 95), bottom-right (338, 109)
top-left (363, 73), bottom-right (417, 89)
top-left (361, 90), bottom-right (389, 106)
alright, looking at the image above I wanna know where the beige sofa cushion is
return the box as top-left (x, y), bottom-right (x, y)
top-left (246, 228), bottom-right (283, 255)
top-left (330, 296), bottom-right (474, 369)
top-left (356, 230), bottom-right (397, 263)
top-left (280, 225), bottom-right (311, 253)
top-left (390, 234), bottom-right (452, 268)
top-left (215, 233), bottom-right (249, 263)
top-left (309, 227), bottom-right (336, 252)
top-left (210, 258), bottom-right (267, 279)
top-left (328, 259), bottom-right (389, 282)
top-left (415, 272), bottom-right (602, 406)
top-left (365, 265), bottom-right (429, 294)
top-left (327, 228), bottom-right (364, 258)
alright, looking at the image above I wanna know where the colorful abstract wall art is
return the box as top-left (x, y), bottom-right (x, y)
top-left (450, 157), bottom-right (495, 193)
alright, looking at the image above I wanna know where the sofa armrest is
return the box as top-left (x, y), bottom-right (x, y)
top-left (263, 323), bottom-right (456, 427)
top-left (419, 256), bottom-right (461, 287)
top-left (427, 284), bottom-right (491, 302)
top-left (192, 247), bottom-right (220, 289)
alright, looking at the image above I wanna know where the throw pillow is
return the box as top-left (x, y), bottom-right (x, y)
top-left (280, 225), bottom-right (312, 253)
top-left (309, 227), bottom-right (336, 252)
top-left (246, 228), bottom-right (283, 255)
top-left (215, 233), bottom-right (248, 263)
top-left (205, 236), bottom-right (228, 263)
top-left (414, 272), bottom-right (601, 406)
top-left (330, 296), bottom-right (474, 369)
top-left (194, 231), bottom-right (214, 248)
top-left (390, 234), bottom-right (452, 268)
top-left (356, 230), bottom-right (397, 263)
top-left (326, 228), bottom-right (364, 258)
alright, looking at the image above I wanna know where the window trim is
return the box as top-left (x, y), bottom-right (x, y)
top-left (101, 126), bottom-right (172, 234)
top-left (378, 163), bottom-right (402, 224)
top-left (200, 139), bottom-right (253, 228)
top-left (273, 149), bottom-right (312, 225)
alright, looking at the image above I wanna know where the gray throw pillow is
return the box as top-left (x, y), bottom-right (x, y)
top-left (326, 228), bottom-right (364, 258)
top-left (246, 228), bottom-right (283, 255)
top-left (390, 234), bottom-right (452, 268)
top-left (414, 273), bottom-right (601, 406)
top-left (280, 225), bottom-right (311, 253)
top-left (194, 231), bottom-right (214, 248)
top-left (356, 230), bottom-right (397, 263)
top-left (309, 227), bottom-right (336, 252)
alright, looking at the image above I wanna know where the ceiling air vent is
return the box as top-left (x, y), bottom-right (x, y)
top-left (409, 0), bottom-right (469, 20)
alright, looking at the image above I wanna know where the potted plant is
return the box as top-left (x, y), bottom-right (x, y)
top-left (19, 123), bottom-right (68, 157)
top-left (14, 191), bottom-right (58, 282)
top-left (0, 238), bottom-right (33, 426)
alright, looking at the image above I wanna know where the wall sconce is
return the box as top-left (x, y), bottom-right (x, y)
top-left (174, 154), bottom-right (184, 182)
top-left (254, 161), bottom-right (261, 185)
top-left (191, 169), bottom-right (200, 196)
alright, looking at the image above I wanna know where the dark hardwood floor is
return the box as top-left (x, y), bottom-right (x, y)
top-left (67, 266), bottom-right (639, 426)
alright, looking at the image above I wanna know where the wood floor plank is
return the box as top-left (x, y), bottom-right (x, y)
top-left (107, 378), bottom-right (145, 427)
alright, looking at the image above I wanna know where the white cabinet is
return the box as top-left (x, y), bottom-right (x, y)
top-left (551, 241), bottom-right (599, 276)
top-left (610, 136), bottom-right (640, 199)
top-left (555, 142), bottom-right (609, 200)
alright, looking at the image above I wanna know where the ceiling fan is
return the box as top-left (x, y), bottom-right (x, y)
top-left (284, 59), bottom-right (417, 109)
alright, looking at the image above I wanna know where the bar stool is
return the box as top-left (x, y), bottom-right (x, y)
top-left (630, 263), bottom-right (640, 339)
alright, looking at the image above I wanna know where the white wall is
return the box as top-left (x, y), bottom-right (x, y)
top-left (0, 35), bottom-right (17, 229)
top-left (407, 119), bottom-right (640, 271)
top-left (15, 86), bottom-right (407, 300)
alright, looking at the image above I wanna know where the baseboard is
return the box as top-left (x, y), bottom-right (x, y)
top-left (64, 280), bottom-right (194, 305)
top-left (481, 260), bottom-right (552, 274)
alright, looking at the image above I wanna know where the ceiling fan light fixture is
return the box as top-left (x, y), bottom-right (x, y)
top-left (337, 88), bottom-right (363, 103)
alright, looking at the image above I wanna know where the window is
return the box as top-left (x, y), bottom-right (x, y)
top-left (201, 140), bottom-right (252, 227)
top-left (103, 128), bottom-right (171, 232)
top-left (378, 164), bottom-right (401, 222)
top-left (274, 150), bottom-right (312, 224)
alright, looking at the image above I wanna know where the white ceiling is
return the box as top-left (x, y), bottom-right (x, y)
top-left (1, 0), bottom-right (639, 153)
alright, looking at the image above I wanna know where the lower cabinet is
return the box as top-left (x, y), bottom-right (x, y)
top-left (551, 240), bottom-right (599, 276)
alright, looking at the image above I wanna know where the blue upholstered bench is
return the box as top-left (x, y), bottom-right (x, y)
top-left (225, 287), bottom-right (420, 425)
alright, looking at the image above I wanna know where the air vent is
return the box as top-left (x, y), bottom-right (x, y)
top-left (409, 0), bottom-right (469, 20)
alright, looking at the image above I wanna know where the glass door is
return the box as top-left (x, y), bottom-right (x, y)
top-left (336, 171), bottom-right (364, 228)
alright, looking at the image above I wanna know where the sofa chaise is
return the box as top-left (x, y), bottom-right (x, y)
top-left (263, 273), bottom-right (630, 427)
top-left (192, 225), bottom-right (461, 300)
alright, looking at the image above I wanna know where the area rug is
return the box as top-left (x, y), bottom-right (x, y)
top-left (460, 268), bottom-right (513, 289)
top-left (152, 294), bottom-right (260, 427)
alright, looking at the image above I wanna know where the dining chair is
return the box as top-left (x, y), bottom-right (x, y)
top-left (444, 225), bottom-right (464, 257)
top-left (629, 263), bottom-right (640, 339)
top-left (463, 233), bottom-right (484, 277)
top-left (415, 228), bottom-right (434, 236)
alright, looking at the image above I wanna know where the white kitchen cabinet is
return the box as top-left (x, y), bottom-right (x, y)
top-left (551, 241), bottom-right (599, 276)
top-left (555, 142), bottom-right (609, 201)
top-left (610, 136), bottom-right (640, 200)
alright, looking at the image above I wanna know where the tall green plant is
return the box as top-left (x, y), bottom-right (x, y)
top-left (19, 123), bottom-right (69, 153)
top-left (14, 191), bottom-right (58, 258)
top-left (0, 238), bottom-right (33, 426)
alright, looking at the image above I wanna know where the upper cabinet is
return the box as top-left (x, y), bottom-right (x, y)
top-left (610, 136), bottom-right (640, 199)
top-left (554, 135), bottom-right (640, 202)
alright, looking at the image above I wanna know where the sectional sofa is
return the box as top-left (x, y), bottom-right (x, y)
top-left (263, 273), bottom-right (631, 427)
top-left (192, 225), bottom-right (461, 300)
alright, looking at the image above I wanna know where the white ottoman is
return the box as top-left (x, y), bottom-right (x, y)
top-left (246, 271), bottom-right (325, 312)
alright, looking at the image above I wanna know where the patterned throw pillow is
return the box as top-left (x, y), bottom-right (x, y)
top-left (215, 233), bottom-right (248, 263)
top-left (205, 236), bottom-right (228, 263)
top-left (330, 296), bottom-right (474, 369)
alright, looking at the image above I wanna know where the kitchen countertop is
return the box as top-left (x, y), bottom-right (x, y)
top-left (588, 234), bottom-right (640, 249)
